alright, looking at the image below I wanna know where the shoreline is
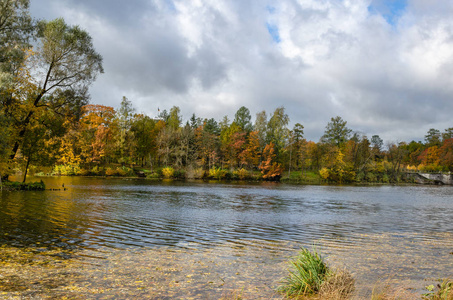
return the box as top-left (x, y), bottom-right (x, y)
top-left (10, 173), bottom-right (450, 186)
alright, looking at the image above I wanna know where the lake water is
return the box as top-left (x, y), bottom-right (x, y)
top-left (1, 177), bottom-right (453, 298)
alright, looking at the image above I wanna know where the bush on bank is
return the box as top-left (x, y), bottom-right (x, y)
top-left (2, 180), bottom-right (46, 191)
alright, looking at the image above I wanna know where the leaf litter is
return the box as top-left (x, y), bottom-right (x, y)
top-left (0, 232), bottom-right (452, 299)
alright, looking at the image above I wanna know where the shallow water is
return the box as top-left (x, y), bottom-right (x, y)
top-left (1, 177), bottom-right (452, 298)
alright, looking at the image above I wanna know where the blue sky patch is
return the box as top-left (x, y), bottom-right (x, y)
top-left (266, 5), bottom-right (276, 14)
top-left (266, 22), bottom-right (281, 43)
top-left (368, 0), bottom-right (407, 26)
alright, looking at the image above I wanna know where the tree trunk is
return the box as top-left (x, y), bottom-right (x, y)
top-left (23, 155), bottom-right (31, 183)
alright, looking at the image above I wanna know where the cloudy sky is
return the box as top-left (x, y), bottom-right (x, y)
top-left (30, 0), bottom-right (453, 143)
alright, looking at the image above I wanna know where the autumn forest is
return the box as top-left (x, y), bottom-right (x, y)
top-left (1, 1), bottom-right (453, 184)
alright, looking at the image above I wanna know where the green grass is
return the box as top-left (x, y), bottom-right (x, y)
top-left (278, 247), bottom-right (330, 297)
top-left (423, 279), bottom-right (453, 300)
top-left (281, 171), bottom-right (322, 184)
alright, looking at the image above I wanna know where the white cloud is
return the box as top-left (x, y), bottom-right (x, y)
top-left (30, 0), bottom-right (453, 143)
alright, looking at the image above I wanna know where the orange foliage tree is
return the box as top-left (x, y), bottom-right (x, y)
top-left (417, 146), bottom-right (441, 171)
top-left (259, 142), bottom-right (283, 180)
top-left (78, 104), bottom-right (117, 165)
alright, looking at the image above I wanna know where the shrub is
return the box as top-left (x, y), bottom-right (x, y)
top-left (79, 168), bottom-right (90, 176)
top-left (162, 167), bottom-right (175, 179)
top-left (105, 167), bottom-right (118, 176)
top-left (278, 248), bottom-right (330, 296)
top-left (105, 167), bottom-right (115, 176)
top-left (356, 172), bottom-right (365, 182)
top-left (319, 168), bottom-right (330, 181)
top-left (419, 164), bottom-right (443, 172)
top-left (52, 164), bottom-right (81, 176)
top-left (174, 169), bottom-right (186, 179)
top-left (122, 166), bottom-right (135, 176)
top-left (146, 172), bottom-right (161, 179)
top-left (192, 168), bottom-right (205, 179)
top-left (366, 172), bottom-right (377, 183)
top-left (104, 167), bottom-right (130, 177)
top-left (407, 165), bottom-right (418, 172)
top-left (234, 168), bottom-right (249, 180)
top-left (209, 167), bottom-right (228, 180)
top-left (118, 168), bottom-right (127, 176)
top-left (90, 166), bottom-right (104, 176)
top-left (5, 181), bottom-right (45, 191)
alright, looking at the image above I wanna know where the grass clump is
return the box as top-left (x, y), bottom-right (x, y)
top-left (318, 269), bottom-right (355, 300)
top-left (370, 281), bottom-right (415, 300)
top-left (278, 248), bottom-right (329, 296)
top-left (423, 279), bottom-right (453, 300)
top-left (278, 248), bottom-right (354, 299)
top-left (278, 248), bottom-right (331, 297)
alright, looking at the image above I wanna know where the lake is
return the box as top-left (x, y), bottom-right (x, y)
top-left (1, 177), bottom-right (452, 298)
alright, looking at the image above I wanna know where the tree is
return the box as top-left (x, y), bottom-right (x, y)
top-left (7, 17), bottom-right (103, 161)
top-left (116, 96), bottom-right (135, 164)
top-left (130, 114), bottom-right (157, 167)
top-left (254, 110), bottom-right (267, 148)
top-left (194, 121), bottom-right (219, 170)
top-left (158, 109), bottom-right (169, 122)
top-left (0, 0), bottom-right (34, 93)
top-left (1, 0), bottom-right (34, 179)
top-left (425, 128), bottom-right (441, 147)
top-left (344, 134), bottom-right (371, 176)
top-left (0, 111), bottom-right (12, 179)
top-left (439, 138), bottom-right (453, 171)
top-left (304, 141), bottom-right (321, 171)
top-left (179, 123), bottom-right (196, 167)
top-left (20, 113), bottom-right (63, 182)
top-left (203, 118), bottom-right (220, 136)
top-left (442, 128), bottom-right (453, 142)
top-left (371, 135), bottom-right (383, 157)
top-left (259, 142), bottom-right (283, 180)
top-left (78, 105), bottom-right (116, 165)
top-left (319, 149), bottom-right (355, 183)
top-left (243, 131), bottom-right (261, 169)
top-left (386, 142), bottom-right (407, 182)
top-left (292, 123), bottom-right (305, 171)
top-left (167, 106), bottom-right (182, 130)
top-left (234, 106), bottom-right (252, 132)
top-left (404, 140), bottom-right (424, 167)
top-left (219, 115), bottom-right (230, 134)
top-left (220, 121), bottom-right (240, 168)
top-left (189, 113), bottom-right (201, 129)
top-left (418, 146), bottom-right (440, 170)
top-left (266, 106), bottom-right (290, 156)
top-left (157, 126), bottom-right (181, 167)
top-left (321, 116), bottom-right (352, 147)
